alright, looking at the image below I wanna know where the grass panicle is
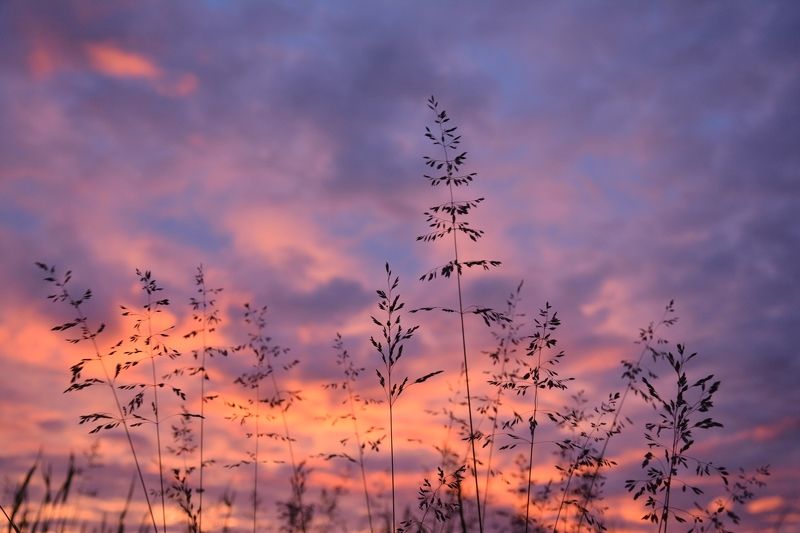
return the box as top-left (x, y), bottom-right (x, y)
top-left (416, 95), bottom-right (503, 533)
top-left (182, 264), bottom-right (226, 533)
top-left (323, 333), bottom-right (382, 533)
top-left (121, 269), bottom-right (183, 533)
top-left (226, 303), bottom-right (306, 532)
top-left (372, 263), bottom-right (442, 532)
top-left (37, 262), bottom-right (159, 532)
top-left (625, 341), bottom-right (730, 532)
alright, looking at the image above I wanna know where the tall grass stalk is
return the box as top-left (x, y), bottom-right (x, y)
top-left (493, 302), bottom-right (569, 531)
top-left (124, 270), bottom-right (185, 532)
top-left (37, 263), bottom-right (159, 532)
top-left (267, 352), bottom-right (306, 533)
top-left (332, 333), bottom-right (375, 533)
top-left (418, 96), bottom-right (501, 533)
top-left (184, 265), bottom-right (224, 533)
top-left (253, 377), bottom-right (260, 533)
top-left (231, 304), bottom-right (271, 533)
top-left (481, 282), bottom-right (525, 521)
top-left (372, 263), bottom-right (441, 532)
top-left (139, 270), bottom-right (169, 533)
top-left (523, 304), bottom-right (555, 532)
top-left (625, 342), bottom-right (727, 532)
top-left (228, 303), bottom-right (304, 532)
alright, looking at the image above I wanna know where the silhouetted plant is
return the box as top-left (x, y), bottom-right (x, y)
top-left (323, 333), bottom-right (383, 533)
top-left (372, 263), bottom-right (442, 532)
top-left (575, 301), bottom-right (678, 531)
top-left (166, 409), bottom-right (200, 533)
top-left (226, 303), bottom-right (305, 533)
top-left (120, 269), bottom-right (183, 532)
top-left (478, 281), bottom-right (526, 522)
top-left (37, 263), bottom-right (159, 532)
top-left (625, 342), bottom-right (728, 532)
top-left (495, 302), bottom-right (571, 532)
top-left (550, 391), bottom-right (616, 532)
top-left (276, 461), bottom-right (313, 532)
top-left (416, 95), bottom-right (502, 533)
top-left (315, 485), bottom-right (347, 532)
top-left (400, 465), bottom-right (466, 533)
top-left (181, 264), bottom-right (226, 533)
top-left (0, 451), bottom-right (109, 533)
top-left (218, 487), bottom-right (236, 533)
top-left (58, 439), bottom-right (103, 531)
top-left (25, 98), bottom-right (777, 533)
top-left (691, 465), bottom-right (769, 532)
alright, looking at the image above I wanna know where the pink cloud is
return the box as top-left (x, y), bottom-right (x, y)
top-left (85, 42), bottom-right (161, 80)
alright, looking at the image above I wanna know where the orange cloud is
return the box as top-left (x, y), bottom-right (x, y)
top-left (747, 495), bottom-right (783, 514)
top-left (85, 42), bottom-right (161, 80)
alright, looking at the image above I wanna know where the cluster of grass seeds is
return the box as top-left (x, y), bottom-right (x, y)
top-left (21, 99), bottom-right (776, 533)
top-left (549, 391), bottom-right (618, 532)
top-left (405, 464), bottom-right (467, 532)
top-left (165, 408), bottom-right (200, 533)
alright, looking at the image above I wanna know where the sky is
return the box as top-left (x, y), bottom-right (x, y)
top-left (1, 1), bottom-right (799, 531)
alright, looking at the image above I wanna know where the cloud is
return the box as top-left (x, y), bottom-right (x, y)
top-left (85, 42), bottom-right (161, 79)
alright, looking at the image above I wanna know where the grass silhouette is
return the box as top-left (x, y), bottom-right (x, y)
top-left (7, 99), bottom-right (773, 533)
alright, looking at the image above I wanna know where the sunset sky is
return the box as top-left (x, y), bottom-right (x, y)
top-left (1, 2), bottom-right (798, 532)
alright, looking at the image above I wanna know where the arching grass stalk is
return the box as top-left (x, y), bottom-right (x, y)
top-left (133, 269), bottom-right (172, 533)
top-left (574, 300), bottom-right (677, 532)
top-left (372, 263), bottom-right (442, 532)
top-left (37, 263), bottom-right (159, 532)
top-left (418, 96), bottom-right (502, 533)
top-left (550, 391), bottom-right (618, 532)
